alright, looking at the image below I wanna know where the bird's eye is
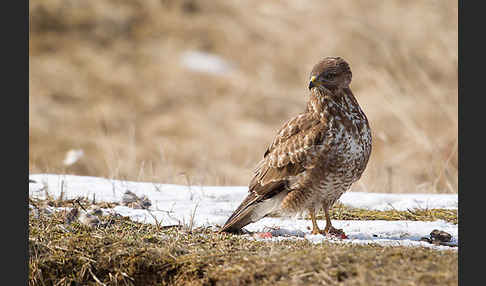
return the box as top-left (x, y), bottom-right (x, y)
top-left (324, 73), bottom-right (336, 80)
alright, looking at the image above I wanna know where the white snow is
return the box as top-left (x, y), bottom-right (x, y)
top-left (29, 174), bottom-right (458, 251)
top-left (339, 191), bottom-right (458, 211)
top-left (63, 149), bottom-right (84, 166)
top-left (180, 51), bottom-right (234, 75)
top-left (247, 218), bottom-right (458, 251)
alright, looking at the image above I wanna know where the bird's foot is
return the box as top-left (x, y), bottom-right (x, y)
top-left (311, 228), bottom-right (324, 235)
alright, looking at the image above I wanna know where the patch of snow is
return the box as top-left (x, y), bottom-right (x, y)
top-left (180, 51), bottom-right (233, 75)
top-left (63, 149), bottom-right (84, 166)
top-left (339, 191), bottom-right (458, 211)
top-left (246, 217), bottom-right (457, 250)
top-left (29, 174), bottom-right (458, 250)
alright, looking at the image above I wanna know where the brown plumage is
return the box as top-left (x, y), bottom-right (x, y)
top-left (220, 57), bottom-right (372, 236)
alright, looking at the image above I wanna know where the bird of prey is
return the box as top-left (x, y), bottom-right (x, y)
top-left (220, 57), bottom-right (372, 237)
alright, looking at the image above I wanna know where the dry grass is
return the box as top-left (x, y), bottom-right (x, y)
top-left (29, 0), bottom-right (458, 193)
top-left (326, 203), bottom-right (457, 224)
top-left (29, 204), bottom-right (458, 285)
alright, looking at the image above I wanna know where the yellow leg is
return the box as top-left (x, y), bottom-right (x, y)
top-left (323, 206), bottom-right (333, 233)
top-left (309, 208), bottom-right (323, 235)
top-left (323, 204), bottom-right (346, 237)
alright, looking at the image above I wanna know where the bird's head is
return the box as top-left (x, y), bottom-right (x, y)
top-left (308, 57), bottom-right (352, 91)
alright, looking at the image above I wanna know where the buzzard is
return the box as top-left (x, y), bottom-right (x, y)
top-left (220, 57), bottom-right (372, 237)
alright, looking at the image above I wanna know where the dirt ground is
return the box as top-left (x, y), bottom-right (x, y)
top-left (29, 0), bottom-right (458, 193)
top-left (29, 200), bottom-right (458, 285)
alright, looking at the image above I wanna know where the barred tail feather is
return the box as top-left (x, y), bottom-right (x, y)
top-left (219, 193), bottom-right (261, 233)
top-left (220, 183), bottom-right (288, 233)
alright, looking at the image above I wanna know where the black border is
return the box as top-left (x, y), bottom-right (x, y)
top-left (4, 0), bottom-right (28, 284)
top-left (459, 0), bottom-right (480, 285)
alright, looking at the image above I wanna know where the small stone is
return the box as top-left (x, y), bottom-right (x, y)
top-left (79, 212), bottom-right (100, 227)
top-left (89, 207), bottom-right (103, 216)
top-left (65, 208), bottom-right (79, 224)
top-left (430, 229), bottom-right (452, 243)
top-left (122, 190), bottom-right (138, 204)
top-left (122, 190), bottom-right (152, 209)
top-left (270, 228), bottom-right (306, 238)
top-left (139, 195), bottom-right (152, 208)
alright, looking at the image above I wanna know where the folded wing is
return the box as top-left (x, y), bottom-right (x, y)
top-left (220, 113), bottom-right (329, 233)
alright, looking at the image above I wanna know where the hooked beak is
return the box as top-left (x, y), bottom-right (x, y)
top-left (308, 75), bottom-right (317, 90)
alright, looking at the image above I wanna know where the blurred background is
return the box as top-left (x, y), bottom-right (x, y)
top-left (29, 0), bottom-right (457, 193)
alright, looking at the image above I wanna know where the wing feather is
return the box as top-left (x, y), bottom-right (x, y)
top-left (251, 113), bottom-right (327, 194)
top-left (220, 113), bottom-right (329, 233)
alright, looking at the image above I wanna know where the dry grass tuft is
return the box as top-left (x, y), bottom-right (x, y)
top-left (29, 203), bottom-right (458, 285)
top-left (29, 0), bottom-right (458, 193)
top-left (327, 203), bottom-right (457, 224)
